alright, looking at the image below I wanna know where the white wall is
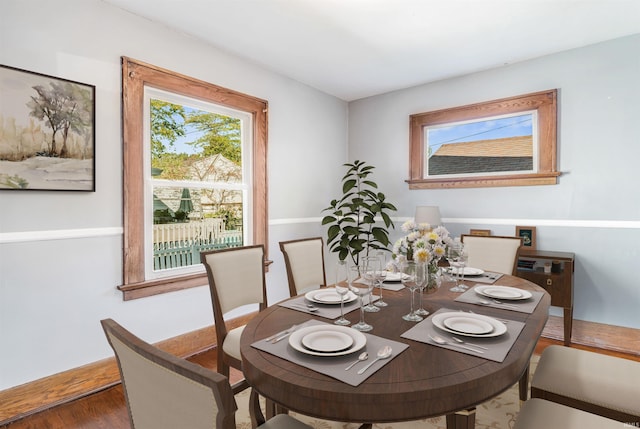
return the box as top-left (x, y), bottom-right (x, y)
top-left (348, 34), bottom-right (640, 330)
top-left (0, 0), bottom-right (347, 390)
top-left (1, 0), bottom-right (638, 393)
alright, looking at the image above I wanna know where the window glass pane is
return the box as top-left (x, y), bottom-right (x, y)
top-left (147, 95), bottom-right (247, 275)
top-left (424, 112), bottom-right (536, 178)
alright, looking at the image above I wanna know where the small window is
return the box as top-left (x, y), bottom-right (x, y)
top-left (408, 90), bottom-right (559, 189)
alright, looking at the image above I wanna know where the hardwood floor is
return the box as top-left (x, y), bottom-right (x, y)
top-left (2, 321), bottom-right (638, 429)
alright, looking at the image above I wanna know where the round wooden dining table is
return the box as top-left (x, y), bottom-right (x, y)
top-left (240, 275), bottom-right (550, 428)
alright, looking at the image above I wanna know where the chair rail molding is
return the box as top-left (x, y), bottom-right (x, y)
top-left (0, 227), bottom-right (123, 244)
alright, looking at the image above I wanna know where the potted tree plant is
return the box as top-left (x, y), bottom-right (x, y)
top-left (322, 160), bottom-right (397, 267)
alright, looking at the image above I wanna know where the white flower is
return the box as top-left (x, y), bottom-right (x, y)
top-left (391, 219), bottom-right (452, 271)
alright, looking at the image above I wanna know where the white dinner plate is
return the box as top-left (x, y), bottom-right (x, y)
top-left (301, 330), bottom-right (354, 353)
top-left (474, 285), bottom-right (533, 300)
top-left (432, 312), bottom-right (507, 338)
top-left (442, 316), bottom-right (494, 335)
top-left (289, 325), bottom-right (367, 356)
top-left (446, 266), bottom-right (485, 276)
top-left (305, 289), bottom-right (358, 304)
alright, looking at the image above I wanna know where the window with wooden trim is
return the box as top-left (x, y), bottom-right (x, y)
top-left (119, 57), bottom-right (268, 300)
top-left (407, 90), bottom-right (559, 189)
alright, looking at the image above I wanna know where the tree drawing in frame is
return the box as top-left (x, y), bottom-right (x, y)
top-left (0, 65), bottom-right (95, 191)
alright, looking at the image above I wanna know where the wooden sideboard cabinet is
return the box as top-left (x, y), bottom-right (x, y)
top-left (515, 250), bottom-right (575, 345)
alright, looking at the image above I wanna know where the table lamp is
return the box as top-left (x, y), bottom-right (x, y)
top-left (414, 206), bottom-right (442, 227)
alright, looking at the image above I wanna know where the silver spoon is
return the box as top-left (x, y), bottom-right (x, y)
top-left (429, 335), bottom-right (484, 354)
top-left (357, 346), bottom-right (393, 374)
top-left (295, 303), bottom-right (318, 312)
top-left (344, 352), bottom-right (368, 370)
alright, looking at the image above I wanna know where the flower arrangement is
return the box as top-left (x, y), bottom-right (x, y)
top-left (391, 220), bottom-right (453, 274)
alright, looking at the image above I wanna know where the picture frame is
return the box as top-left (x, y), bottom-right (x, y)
top-left (515, 226), bottom-right (536, 249)
top-left (0, 64), bottom-right (95, 191)
top-left (407, 89), bottom-right (559, 189)
top-left (469, 229), bottom-right (491, 236)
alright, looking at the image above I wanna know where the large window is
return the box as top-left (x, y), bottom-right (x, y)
top-left (119, 58), bottom-right (268, 300)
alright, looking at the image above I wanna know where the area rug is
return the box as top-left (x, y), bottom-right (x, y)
top-left (235, 355), bottom-right (539, 429)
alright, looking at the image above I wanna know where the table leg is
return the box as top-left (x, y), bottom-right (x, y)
top-left (446, 408), bottom-right (476, 429)
top-left (564, 306), bottom-right (573, 346)
top-left (518, 364), bottom-right (530, 401)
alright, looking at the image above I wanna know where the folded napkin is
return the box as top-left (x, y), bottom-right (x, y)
top-left (401, 308), bottom-right (525, 362)
top-left (454, 286), bottom-right (544, 314)
top-left (252, 319), bottom-right (408, 386)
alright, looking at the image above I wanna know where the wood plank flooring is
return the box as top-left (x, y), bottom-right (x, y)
top-left (2, 317), bottom-right (638, 429)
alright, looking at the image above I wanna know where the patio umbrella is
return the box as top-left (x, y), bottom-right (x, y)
top-left (178, 188), bottom-right (194, 213)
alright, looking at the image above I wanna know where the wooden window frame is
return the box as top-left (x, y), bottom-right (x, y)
top-left (407, 89), bottom-right (560, 189)
top-left (118, 57), bottom-right (268, 300)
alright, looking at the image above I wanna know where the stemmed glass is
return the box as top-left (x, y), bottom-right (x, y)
top-left (334, 260), bottom-right (351, 326)
top-left (349, 265), bottom-right (373, 332)
top-left (447, 243), bottom-right (466, 293)
top-left (374, 251), bottom-right (388, 307)
top-left (362, 257), bottom-right (380, 313)
top-left (402, 261), bottom-right (424, 322)
top-left (415, 264), bottom-right (430, 316)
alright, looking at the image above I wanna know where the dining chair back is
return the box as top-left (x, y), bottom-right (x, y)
top-left (101, 318), bottom-right (237, 429)
top-left (101, 318), bottom-right (312, 429)
top-left (461, 234), bottom-right (523, 275)
top-left (200, 244), bottom-right (267, 390)
top-left (279, 237), bottom-right (327, 296)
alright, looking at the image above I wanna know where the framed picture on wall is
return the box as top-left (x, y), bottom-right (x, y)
top-left (515, 226), bottom-right (536, 250)
top-left (0, 64), bottom-right (95, 191)
top-left (469, 229), bottom-right (491, 236)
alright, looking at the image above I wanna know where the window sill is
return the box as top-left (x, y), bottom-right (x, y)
top-left (118, 260), bottom-right (273, 300)
top-left (406, 172), bottom-right (561, 189)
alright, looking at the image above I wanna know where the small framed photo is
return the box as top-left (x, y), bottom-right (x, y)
top-left (0, 64), bottom-right (95, 191)
top-left (516, 226), bottom-right (536, 249)
top-left (469, 229), bottom-right (491, 236)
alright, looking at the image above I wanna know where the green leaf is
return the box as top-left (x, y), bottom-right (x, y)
top-left (342, 179), bottom-right (357, 193)
top-left (321, 215), bottom-right (336, 225)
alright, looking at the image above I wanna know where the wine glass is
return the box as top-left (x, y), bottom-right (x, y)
top-left (349, 265), bottom-right (373, 332)
top-left (447, 243), bottom-right (466, 293)
top-left (374, 251), bottom-right (388, 307)
top-left (401, 261), bottom-right (424, 322)
top-left (334, 260), bottom-right (351, 326)
top-left (415, 264), bottom-right (430, 316)
top-left (457, 246), bottom-right (469, 291)
top-left (362, 257), bottom-right (380, 313)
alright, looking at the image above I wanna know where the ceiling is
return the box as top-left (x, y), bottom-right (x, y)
top-left (102, 0), bottom-right (640, 101)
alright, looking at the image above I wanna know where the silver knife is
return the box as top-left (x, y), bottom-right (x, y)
top-left (265, 324), bottom-right (297, 342)
top-left (271, 326), bottom-right (298, 343)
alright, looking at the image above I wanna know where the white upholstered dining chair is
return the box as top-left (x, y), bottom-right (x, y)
top-left (101, 318), bottom-right (311, 429)
top-left (200, 244), bottom-right (267, 393)
top-left (279, 237), bottom-right (327, 296)
top-left (461, 234), bottom-right (523, 275)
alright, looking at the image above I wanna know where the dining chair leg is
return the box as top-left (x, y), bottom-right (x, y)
top-left (249, 388), bottom-right (266, 428)
top-left (357, 424), bottom-right (372, 429)
top-left (446, 408), bottom-right (476, 429)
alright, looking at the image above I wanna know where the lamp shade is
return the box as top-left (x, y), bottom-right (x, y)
top-left (415, 206), bottom-right (442, 226)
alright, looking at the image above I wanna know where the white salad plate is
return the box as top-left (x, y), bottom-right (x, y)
top-left (442, 316), bottom-right (494, 335)
top-left (301, 330), bottom-right (354, 353)
top-left (305, 289), bottom-right (358, 304)
top-left (289, 325), bottom-right (367, 356)
top-left (474, 285), bottom-right (532, 301)
top-left (432, 312), bottom-right (507, 338)
top-left (446, 267), bottom-right (485, 276)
